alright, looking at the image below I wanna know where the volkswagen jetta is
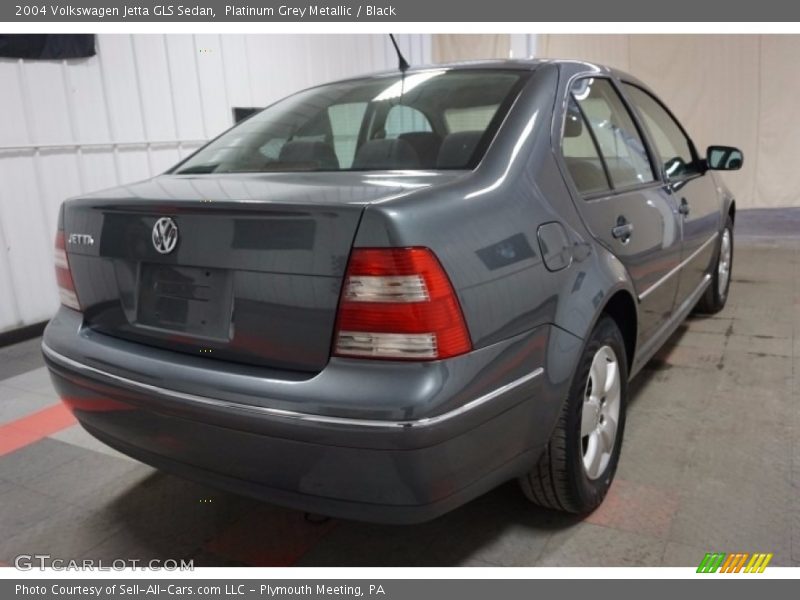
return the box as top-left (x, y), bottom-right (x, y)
top-left (42, 60), bottom-right (741, 522)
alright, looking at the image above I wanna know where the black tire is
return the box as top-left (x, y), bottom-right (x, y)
top-left (519, 315), bottom-right (628, 513)
top-left (695, 215), bottom-right (734, 314)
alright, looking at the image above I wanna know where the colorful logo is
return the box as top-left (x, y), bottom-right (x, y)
top-left (697, 552), bottom-right (773, 573)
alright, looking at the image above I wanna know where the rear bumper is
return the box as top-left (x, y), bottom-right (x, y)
top-left (42, 308), bottom-right (580, 523)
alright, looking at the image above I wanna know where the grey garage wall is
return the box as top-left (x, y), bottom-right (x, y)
top-left (0, 34), bottom-right (432, 335)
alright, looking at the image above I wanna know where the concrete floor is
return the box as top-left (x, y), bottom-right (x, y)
top-left (0, 215), bottom-right (798, 567)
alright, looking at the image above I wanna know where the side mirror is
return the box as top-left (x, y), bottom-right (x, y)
top-left (707, 145), bottom-right (743, 171)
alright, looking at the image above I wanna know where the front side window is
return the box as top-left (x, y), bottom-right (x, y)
top-left (173, 69), bottom-right (527, 174)
top-left (569, 78), bottom-right (655, 190)
top-left (623, 84), bottom-right (699, 180)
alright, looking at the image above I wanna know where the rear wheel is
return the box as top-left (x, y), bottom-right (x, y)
top-left (520, 316), bottom-right (628, 513)
top-left (695, 216), bottom-right (733, 314)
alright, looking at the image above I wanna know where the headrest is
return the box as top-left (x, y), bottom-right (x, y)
top-left (278, 140), bottom-right (339, 170)
top-left (564, 102), bottom-right (583, 138)
top-left (352, 138), bottom-right (420, 170)
top-left (398, 132), bottom-right (442, 169)
top-left (437, 131), bottom-right (484, 169)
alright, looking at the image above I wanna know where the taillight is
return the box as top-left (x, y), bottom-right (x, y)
top-left (333, 247), bottom-right (471, 360)
top-left (54, 230), bottom-right (81, 311)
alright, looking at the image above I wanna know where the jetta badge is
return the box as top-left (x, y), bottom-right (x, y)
top-left (67, 233), bottom-right (94, 246)
top-left (152, 217), bottom-right (179, 254)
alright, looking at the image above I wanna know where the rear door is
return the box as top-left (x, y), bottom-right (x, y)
top-left (621, 83), bottom-right (721, 306)
top-left (560, 77), bottom-right (682, 345)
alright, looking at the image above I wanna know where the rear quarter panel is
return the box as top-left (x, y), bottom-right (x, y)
top-left (354, 63), bottom-right (636, 387)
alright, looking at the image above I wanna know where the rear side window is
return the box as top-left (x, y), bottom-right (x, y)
top-left (328, 102), bottom-right (368, 168)
top-left (567, 78), bottom-right (654, 191)
top-left (622, 84), bottom-right (699, 180)
top-left (384, 105), bottom-right (432, 138)
top-left (562, 97), bottom-right (612, 196)
top-left (445, 105), bottom-right (498, 133)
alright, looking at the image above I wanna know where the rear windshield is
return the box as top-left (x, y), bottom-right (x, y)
top-left (172, 69), bottom-right (528, 174)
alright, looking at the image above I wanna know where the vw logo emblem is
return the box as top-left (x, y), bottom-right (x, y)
top-left (152, 217), bottom-right (179, 255)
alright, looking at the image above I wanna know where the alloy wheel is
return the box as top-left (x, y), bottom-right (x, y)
top-left (580, 345), bottom-right (622, 480)
top-left (718, 228), bottom-right (732, 299)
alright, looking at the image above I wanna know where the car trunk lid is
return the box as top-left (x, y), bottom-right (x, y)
top-left (63, 172), bottom-right (460, 372)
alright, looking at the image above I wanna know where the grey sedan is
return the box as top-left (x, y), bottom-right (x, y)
top-left (43, 59), bottom-right (741, 522)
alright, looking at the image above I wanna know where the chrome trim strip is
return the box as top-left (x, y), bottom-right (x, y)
top-left (41, 343), bottom-right (544, 430)
top-left (630, 272), bottom-right (711, 377)
top-left (638, 232), bottom-right (718, 301)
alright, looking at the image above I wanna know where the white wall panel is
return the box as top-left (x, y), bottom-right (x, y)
top-left (20, 61), bottom-right (73, 145)
top-left (0, 33), bottom-right (431, 334)
top-left (164, 35), bottom-right (206, 141)
top-left (0, 157), bottom-right (56, 324)
top-left (219, 35), bottom-right (254, 109)
top-left (94, 36), bottom-right (146, 141)
top-left (80, 149), bottom-right (119, 194)
top-left (193, 34), bottom-right (231, 136)
top-left (0, 63), bottom-right (32, 145)
top-left (115, 147), bottom-right (153, 183)
top-left (131, 35), bottom-right (178, 141)
top-left (150, 145), bottom-right (184, 174)
top-left (0, 240), bottom-right (20, 329)
top-left (36, 150), bottom-right (84, 230)
top-left (63, 57), bottom-right (111, 142)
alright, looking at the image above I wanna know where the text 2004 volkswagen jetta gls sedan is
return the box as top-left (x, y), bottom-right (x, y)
top-left (43, 60), bottom-right (742, 523)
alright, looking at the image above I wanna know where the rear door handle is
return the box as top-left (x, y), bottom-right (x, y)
top-left (678, 198), bottom-right (690, 216)
top-left (611, 221), bottom-right (634, 243)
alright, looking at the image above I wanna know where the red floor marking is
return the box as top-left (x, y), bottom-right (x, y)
top-left (204, 506), bottom-right (338, 566)
top-left (0, 428), bottom-right (33, 456)
top-left (585, 478), bottom-right (680, 538)
top-left (0, 403), bottom-right (76, 457)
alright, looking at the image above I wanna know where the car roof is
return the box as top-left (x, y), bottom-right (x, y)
top-left (277, 58), bottom-right (650, 112)
top-left (323, 58), bottom-right (637, 86)
top-left (424, 59), bottom-right (648, 92)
